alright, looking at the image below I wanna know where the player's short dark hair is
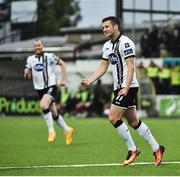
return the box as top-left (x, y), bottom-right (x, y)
top-left (34, 39), bottom-right (44, 45)
top-left (102, 16), bottom-right (120, 29)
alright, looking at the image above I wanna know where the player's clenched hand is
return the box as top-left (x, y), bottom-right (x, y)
top-left (118, 87), bottom-right (129, 96)
top-left (57, 80), bottom-right (66, 87)
top-left (81, 79), bottom-right (90, 88)
top-left (24, 72), bottom-right (28, 79)
top-left (24, 68), bottom-right (31, 79)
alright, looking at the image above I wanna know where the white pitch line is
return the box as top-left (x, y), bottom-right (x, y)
top-left (0, 161), bottom-right (180, 170)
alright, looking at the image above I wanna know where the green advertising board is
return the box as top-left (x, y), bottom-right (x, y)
top-left (159, 96), bottom-right (180, 117)
top-left (0, 96), bottom-right (41, 115)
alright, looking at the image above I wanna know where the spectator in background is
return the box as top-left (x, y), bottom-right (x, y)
top-left (158, 26), bottom-right (171, 57)
top-left (146, 61), bottom-right (161, 94)
top-left (74, 85), bottom-right (93, 117)
top-left (59, 86), bottom-right (71, 116)
top-left (140, 29), bottom-right (152, 58)
top-left (170, 62), bottom-right (180, 95)
top-left (137, 62), bottom-right (147, 81)
top-left (88, 79), bottom-right (107, 117)
top-left (159, 63), bottom-right (171, 94)
top-left (171, 27), bottom-right (180, 57)
top-left (24, 39), bottom-right (74, 144)
top-left (140, 25), bottom-right (180, 58)
top-left (149, 25), bottom-right (159, 57)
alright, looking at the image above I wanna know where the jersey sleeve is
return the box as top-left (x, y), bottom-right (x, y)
top-left (102, 43), bottom-right (109, 61)
top-left (25, 57), bottom-right (32, 69)
top-left (49, 53), bottom-right (60, 64)
top-left (120, 39), bottom-right (136, 60)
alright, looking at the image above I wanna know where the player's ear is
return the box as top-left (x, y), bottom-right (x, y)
top-left (114, 24), bottom-right (119, 31)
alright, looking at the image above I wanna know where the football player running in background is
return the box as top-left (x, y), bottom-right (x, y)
top-left (24, 39), bottom-right (74, 145)
top-left (81, 16), bottom-right (165, 166)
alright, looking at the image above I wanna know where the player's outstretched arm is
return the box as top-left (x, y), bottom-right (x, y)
top-left (81, 59), bottom-right (109, 87)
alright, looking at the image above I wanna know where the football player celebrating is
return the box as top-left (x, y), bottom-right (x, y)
top-left (81, 16), bottom-right (165, 166)
top-left (24, 39), bottom-right (74, 145)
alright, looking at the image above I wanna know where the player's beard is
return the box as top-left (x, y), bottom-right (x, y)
top-left (35, 49), bottom-right (43, 56)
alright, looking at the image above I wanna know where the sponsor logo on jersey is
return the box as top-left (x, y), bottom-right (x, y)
top-left (108, 53), bottom-right (118, 65)
top-left (124, 48), bottom-right (133, 56)
top-left (34, 63), bottom-right (44, 71)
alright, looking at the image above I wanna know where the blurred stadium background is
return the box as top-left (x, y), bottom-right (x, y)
top-left (0, 0), bottom-right (179, 118)
top-left (0, 0), bottom-right (180, 175)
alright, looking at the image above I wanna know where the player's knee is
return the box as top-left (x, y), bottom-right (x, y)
top-left (108, 111), bottom-right (118, 124)
top-left (40, 102), bottom-right (49, 110)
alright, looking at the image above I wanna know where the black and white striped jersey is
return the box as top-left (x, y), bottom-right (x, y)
top-left (102, 34), bottom-right (139, 90)
top-left (25, 52), bottom-right (60, 90)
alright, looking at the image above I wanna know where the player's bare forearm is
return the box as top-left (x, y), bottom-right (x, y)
top-left (58, 59), bottom-right (67, 86)
top-left (126, 57), bottom-right (134, 87)
top-left (88, 60), bottom-right (109, 84)
top-left (126, 66), bottom-right (134, 89)
top-left (81, 59), bottom-right (109, 87)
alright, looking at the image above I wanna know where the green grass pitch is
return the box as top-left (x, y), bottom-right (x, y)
top-left (0, 116), bottom-right (180, 176)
